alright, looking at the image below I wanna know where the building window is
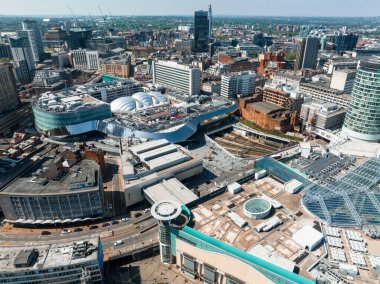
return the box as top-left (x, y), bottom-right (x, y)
top-left (203, 264), bottom-right (216, 284)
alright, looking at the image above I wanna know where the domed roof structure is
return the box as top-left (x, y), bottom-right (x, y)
top-left (110, 92), bottom-right (169, 114)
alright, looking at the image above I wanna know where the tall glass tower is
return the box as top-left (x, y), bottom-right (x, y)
top-left (342, 58), bottom-right (380, 141)
top-left (194, 10), bottom-right (209, 52)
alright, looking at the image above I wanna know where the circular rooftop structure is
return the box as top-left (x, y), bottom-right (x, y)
top-left (244, 198), bottom-right (272, 220)
top-left (110, 91), bottom-right (169, 114)
top-left (151, 200), bottom-right (182, 222)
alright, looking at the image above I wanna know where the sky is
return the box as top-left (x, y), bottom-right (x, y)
top-left (1, 0), bottom-right (380, 17)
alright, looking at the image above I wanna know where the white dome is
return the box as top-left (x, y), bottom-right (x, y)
top-left (110, 97), bottom-right (136, 113)
top-left (132, 92), bottom-right (153, 107)
top-left (110, 92), bottom-right (169, 114)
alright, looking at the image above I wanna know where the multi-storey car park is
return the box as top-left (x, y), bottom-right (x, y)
top-left (299, 81), bottom-right (350, 108)
top-left (0, 237), bottom-right (103, 283)
top-left (74, 79), bottom-right (143, 103)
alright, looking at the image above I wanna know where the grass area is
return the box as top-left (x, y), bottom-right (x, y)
top-left (239, 117), bottom-right (303, 142)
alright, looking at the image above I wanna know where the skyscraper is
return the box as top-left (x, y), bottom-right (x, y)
top-left (294, 37), bottom-right (319, 71)
top-left (0, 63), bottom-right (19, 114)
top-left (0, 43), bottom-right (12, 59)
top-left (342, 58), bottom-right (380, 141)
top-left (194, 10), bottom-right (209, 52)
top-left (208, 4), bottom-right (212, 39)
top-left (68, 28), bottom-right (93, 50)
top-left (21, 20), bottom-right (44, 62)
top-left (9, 36), bottom-right (36, 83)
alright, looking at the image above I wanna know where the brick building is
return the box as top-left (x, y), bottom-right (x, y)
top-left (257, 51), bottom-right (286, 75)
top-left (258, 86), bottom-right (304, 113)
top-left (218, 54), bottom-right (255, 72)
top-left (239, 99), bottom-right (298, 132)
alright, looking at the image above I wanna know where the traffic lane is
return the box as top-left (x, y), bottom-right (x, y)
top-left (0, 214), bottom-right (154, 242)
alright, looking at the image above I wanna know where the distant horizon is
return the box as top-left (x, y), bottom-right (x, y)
top-left (1, 14), bottom-right (379, 18)
top-left (1, 0), bottom-right (380, 17)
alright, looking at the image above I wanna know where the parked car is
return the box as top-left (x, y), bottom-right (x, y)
top-left (114, 240), bottom-right (123, 246)
top-left (89, 225), bottom-right (98, 230)
top-left (41, 231), bottom-right (51, 235)
top-left (73, 228), bottom-right (83, 232)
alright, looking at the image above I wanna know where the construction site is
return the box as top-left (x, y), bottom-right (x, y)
top-left (208, 127), bottom-right (293, 159)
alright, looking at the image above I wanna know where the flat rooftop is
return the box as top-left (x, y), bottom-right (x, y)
top-left (0, 159), bottom-right (99, 196)
top-left (33, 91), bottom-right (107, 113)
top-left (0, 237), bottom-right (99, 272)
top-left (144, 178), bottom-right (198, 206)
top-left (248, 101), bottom-right (285, 114)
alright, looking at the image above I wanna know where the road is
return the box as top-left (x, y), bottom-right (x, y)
top-left (0, 212), bottom-right (158, 261)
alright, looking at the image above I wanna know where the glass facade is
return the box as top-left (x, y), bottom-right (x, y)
top-left (33, 102), bottom-right (112, 131)
top-left (343, 59), bottom-right (380, 141)
top-left (302, 157), bottom-right (380, 228)
top-left (194, 11), bottom-right (209, 52)
top-left (7, 191), bottom-right (103, 221)
top-left (55, 103), bottom-right (237, 143)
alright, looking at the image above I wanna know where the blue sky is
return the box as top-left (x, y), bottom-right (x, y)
top-left (1, 0), bottom-right (379, 17)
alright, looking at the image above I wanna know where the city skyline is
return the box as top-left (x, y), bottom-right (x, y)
top-left (1, 0), bottom-right (380, 17)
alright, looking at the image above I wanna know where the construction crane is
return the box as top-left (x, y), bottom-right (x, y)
top-left (67, 4), bottom-right (83, 29)
top-left (88, 13), bottom-right (97, 29)
top-left (97, 5), bottom-right (108, 30)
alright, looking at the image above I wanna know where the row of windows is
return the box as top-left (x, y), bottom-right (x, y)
top-left (9, 191), bottom-right (103, 220)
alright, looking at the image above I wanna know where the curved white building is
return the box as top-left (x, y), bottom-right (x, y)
top-left (110, 91), bottom-right (169, 113)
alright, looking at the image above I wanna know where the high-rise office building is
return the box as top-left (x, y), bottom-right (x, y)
top-left (333, 33), bottom-right (359, 52)
top-left (68, 28), bottom-right (93, 50)
top-left (9, 36), bottom-right (36, 83)
top-left (253, 33), bottom-right (273, 48)
top-left (295, 37), bottom-right (319, 71)
top-left (152, 60), bottom-right (201, 95)
top-left (0, 63), bottom-right (19, 114)
top-left (208, 4), bottom-right (212, 39)
top-left (0, 43), bottom-right (12, 59)
top-left (299, 25), bottom-right (311, 38)
top-left (342, 59), bottom-right (380, 141)
top-left (21, 20), bottom-right (44, 62)
top-left (221, 71), bottom-right (255, 99)
top-left (194, 10), bottom-right (209, 52)
top-left (72, 49), bottom-right (100, 70)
